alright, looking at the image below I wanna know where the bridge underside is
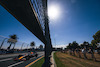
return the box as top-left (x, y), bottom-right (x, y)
top-left (0, 0), bottom-right (46, 44)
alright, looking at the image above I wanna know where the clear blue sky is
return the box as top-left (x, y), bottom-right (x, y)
top-left (0, 0), bottom-right (100, 48)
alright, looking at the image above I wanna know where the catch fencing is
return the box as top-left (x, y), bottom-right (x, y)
top-left (0, 35), bottom-right (31, 54)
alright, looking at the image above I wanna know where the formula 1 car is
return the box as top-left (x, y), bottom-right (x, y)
top-left (14, 51), bottom-right (38, 61)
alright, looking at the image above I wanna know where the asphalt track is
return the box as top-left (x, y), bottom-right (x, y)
top-left (0, 51), bottom-right (44, 67)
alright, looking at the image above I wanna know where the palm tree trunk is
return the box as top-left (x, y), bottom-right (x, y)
top-left (91, 52), bottom-right (94, 58)
top-left (13, 43), bottom-right (16, 50)
top-left (21, 43), bottom-right (24, 50)
top-left (84, 52), bottom-right (87, 59)
top-left (69, 49), bottom-right (72, 55)
top-left (83, 48), bottom-right (87, 59)
top-left (7, 43), bottom-right (12, 50)
top-left (78, 51), bottom-right (81, 58)
top-left (77, 49), bottom-right (81, 58)
top-left (91, 51), bottom-right (96, 61)
top-left (73, 51), bottom-right (75, 56)
top-left (73, 50), bottom-right (75, 56)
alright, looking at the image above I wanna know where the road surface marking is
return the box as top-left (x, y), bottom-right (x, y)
top-left (0, 53), bottom-right (27, 58)
top-left (29, 54), bottom-right (44, 60)
top-left (30, 57), bottom-right (35, 60)
top-left (25, 56), bottom-right (44, 67)
top-left (0, 58), bottom-right (12, 62)
top-left (8, 61), bottom-right (24, 67)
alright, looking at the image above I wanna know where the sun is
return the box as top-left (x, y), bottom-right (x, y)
top-left (48, 5), bottom-right (60, 20)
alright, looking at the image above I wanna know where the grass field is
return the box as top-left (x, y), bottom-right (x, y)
top-left (30, 58), bottom-right (44, 67)
top-left (54, 52), bottom-right (65, 67)
top-left (54, 52), bottom-right (100, 67)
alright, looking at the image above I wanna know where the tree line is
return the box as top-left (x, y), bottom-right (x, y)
top-left (66, 30), bottom-right (100, 61)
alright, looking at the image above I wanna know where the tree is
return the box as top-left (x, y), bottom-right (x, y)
top-left (82, 41), bottom-right (90, 59)
top-left (91, 40), bottom-right (97, 49)
top-left (92, 30), bottom-right (100, 54)
top-left (7, 34), bottom-right (18, 50)
top-left (39, 45), bottom-right (43, 50)
top-left (80, 44), bottom-right (84, 49)
top-left (71, 41), bottom-right (79, 56)
top-left (77, 46), bottom-right (81, 58)
top-left (93, 30), bottom-right (100, 44)
top-left (67, 43), bottom-right (72, 55)
top-left (91, 30), bottom-right (100, 47)
top-left (30, 41), bottom-right (35, 49)
top-left (83, 41), bottom-right (89, 48)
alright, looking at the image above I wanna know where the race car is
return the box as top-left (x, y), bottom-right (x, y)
top-left (14, 51), bottom-right (38, 61)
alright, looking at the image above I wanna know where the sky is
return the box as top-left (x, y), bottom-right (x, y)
top-left (0, 0), bottom-right (100, 48)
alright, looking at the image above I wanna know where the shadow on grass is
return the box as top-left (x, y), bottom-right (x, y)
top-left (54, 52), bottom-right (66, 67)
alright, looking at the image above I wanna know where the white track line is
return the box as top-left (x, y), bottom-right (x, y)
top-left (0, 58), bottom-right (12, 62)
top-left (30, 57), bottom-right (35, 60)
top-left (8, 61), bottom-right (24, 67)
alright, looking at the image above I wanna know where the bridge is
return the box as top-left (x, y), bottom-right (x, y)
top-left (0, 0), bottom-right (52, 67)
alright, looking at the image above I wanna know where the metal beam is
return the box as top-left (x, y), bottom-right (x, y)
top-left (0, 0), bottom-right (46, 44)
top-left (42, 0), bottom-right (52, 67)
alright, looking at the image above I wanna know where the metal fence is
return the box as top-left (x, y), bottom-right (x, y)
top-left (0, 35), bottom-right (31, 54)
top-left (31, 0), bottom-right (45, 35)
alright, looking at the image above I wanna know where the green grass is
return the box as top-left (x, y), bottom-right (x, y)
top-left (66, 57), bottom-right (97, 67)
top-left (54, 52), bottom-right (65, 67)
top-left (30, 58), bottom-right (44, 67)
top-left (55, 52), bottom-right (100, 67)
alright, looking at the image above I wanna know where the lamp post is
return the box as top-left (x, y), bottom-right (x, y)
top-left (27, 44), bottom-right (29, 51)
top-left (0, 38), bottom-right (7, 50)
top-left (21, 43), bottom-right (24, 50)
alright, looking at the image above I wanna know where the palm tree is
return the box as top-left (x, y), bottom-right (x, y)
top-left (30, 41), bottom-right (35, 50)
top-left (7, 34), bottom-right (18, 50)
